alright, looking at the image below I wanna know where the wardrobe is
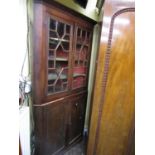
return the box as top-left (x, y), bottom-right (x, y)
top-left (87, 0), bottom-right (135, 154)
top-left (32, 0), bottom-right (95, 155)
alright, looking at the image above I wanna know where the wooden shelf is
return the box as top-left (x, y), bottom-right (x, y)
top-left (73, 73), bottom-right (86, 77)
top-left (49, 37), bottom-right (69, 42)
top-left (55, 57), bottom-right (68, 61)
top-left (48, 73), bottom-right (67, 80)
top-left (48, 68), bottom-right (55, 70)
top-left (48, 73), bottom-right (85, 80)
top-left (49, 57), bottom-right (68, 61)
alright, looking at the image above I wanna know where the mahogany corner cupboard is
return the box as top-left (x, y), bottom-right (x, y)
top-left (32, 1), bottom-right (94, 155)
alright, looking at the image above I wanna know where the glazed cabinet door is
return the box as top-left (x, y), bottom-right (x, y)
top-left (72, 25), bottom-right (92, 90)
top-left (33, 3), bottom-right (94, 103)
top-left (45, 13), bottom-right (73, 96)
top-left (33, 2), bottom-right (75, 102)
top-left (43, 100), bottom-right (66, 155)
top-left (68, 94), bottom-right (87, 144)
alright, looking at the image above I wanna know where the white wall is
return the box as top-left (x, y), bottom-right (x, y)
top-left (18, 1), bottom-right (31, 154)
top-left (19, 107), bottom-right (31, 155)
top-left (19, 0), bottom-right (29, 77)
top-left (0, 0), bottom-right (29, 155)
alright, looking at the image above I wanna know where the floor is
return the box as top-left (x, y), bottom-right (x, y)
top-left (64, 140), bottom-right (86, 155)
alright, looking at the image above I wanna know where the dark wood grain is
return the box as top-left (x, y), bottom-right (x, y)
top-left (19, 138), bottom-right (22, 155)
top-left (33, 92), bottom-right (87, 155)
top-left (32, 1), bottom-right (94, 154)
top-left (43, 100), bottom-right (66, 155)
top-left (68, 95), bottom-right (87, 145)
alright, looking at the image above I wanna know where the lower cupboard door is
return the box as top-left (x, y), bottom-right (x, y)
top-left (44, 101), bottom-right (66, 155)
top-left (68, 95), bottom-right (86, 144)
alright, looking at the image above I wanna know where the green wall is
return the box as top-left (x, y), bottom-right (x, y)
top-left (84, 23), bottom-right (101, 130)
top-left (55, 0), bottom-right (101, 21)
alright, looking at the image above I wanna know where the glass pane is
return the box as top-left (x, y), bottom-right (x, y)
top-left (50, 19), bottom-right (56, 30)
top-left (63, 35), bottom-right (70, 40)
top-left (72, 77), bottom-right (86, 89)
top-left (48, 68), bottom-right (68, 94)
top-left (49, 50), bottom-right (54, 57)
top-left (48, 86), bottom-right (54, 93)
top-left (77, 28), bottom-right (81, 37)
top-left (72, 27), bottom-right (91, 89)
top-left (49, 31), bottom-right (58, 38)
top-left (61, 42), bottom-right (69, 51)
top-left (48, 69), bottom-right (57, 81)
top-left (49, 39), bottom-right (59, 49)
top-left (66, 25), bottom-right (70, 34)
top-left (57, 22), bottom-right (64, 37)
top-left (82, 30), bottom-right (86, 41)
top-left (87, 32), bottom-right (90, 39)
top-left (47, 17), bottom-right (72, 95)
top-left (86, 32), bottom-right (90, 43)
top-left (76, 44), bottom-right (82, 51)
top-left (56, 61), bottom-right (68, 68)
top-left (48, 61), bottom-right (54, 68)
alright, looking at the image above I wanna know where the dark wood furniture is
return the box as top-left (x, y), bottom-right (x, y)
top-left (19, 138), bottom-right (22, 155)
top-left (87, 0), bottom-right (135, 154)
top-left (32, 1), bottom-right (94, 155)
